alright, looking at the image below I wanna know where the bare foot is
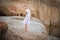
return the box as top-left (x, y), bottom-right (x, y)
top-left (26, 30), bottom-right (28, 32)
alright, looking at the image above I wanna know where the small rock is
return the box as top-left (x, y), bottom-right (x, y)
top-left (0, 22), bottom-right (8, 40)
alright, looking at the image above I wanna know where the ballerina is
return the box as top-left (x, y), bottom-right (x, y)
top-left (23, 6), bottom-right (31, 32)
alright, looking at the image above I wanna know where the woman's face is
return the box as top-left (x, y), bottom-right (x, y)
top-left (24, 7), bottom-right (28, 10)
top-left (24, 7), bottom-right (27, 10)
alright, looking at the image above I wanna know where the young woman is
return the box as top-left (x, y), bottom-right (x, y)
top-left (23, 6), bottom-right (31, 32)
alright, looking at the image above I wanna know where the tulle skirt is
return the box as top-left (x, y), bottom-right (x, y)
top-left (23, 14), bottom-right (31, 24)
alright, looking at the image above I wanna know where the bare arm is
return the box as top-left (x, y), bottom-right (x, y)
top-left (20, 7), bottom-right (26, 13)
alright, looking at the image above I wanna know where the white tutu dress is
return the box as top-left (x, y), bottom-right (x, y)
top-left (23, 9), bottom-right (31, 24)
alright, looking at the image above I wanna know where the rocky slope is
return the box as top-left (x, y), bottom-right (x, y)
top-left (0, 16), bottom-right (60, 40)
top-left (0, 16), bottom-right (48, 40)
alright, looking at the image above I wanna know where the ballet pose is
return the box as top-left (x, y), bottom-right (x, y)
top-left (23, 7), bottom-right (31, 32)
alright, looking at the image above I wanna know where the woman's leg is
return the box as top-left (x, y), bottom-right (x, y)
top-left (25, 24), bottom-right (28, 32)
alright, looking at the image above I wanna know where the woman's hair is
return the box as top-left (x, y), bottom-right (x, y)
top-left (24, 4), bottom-right (29, 8)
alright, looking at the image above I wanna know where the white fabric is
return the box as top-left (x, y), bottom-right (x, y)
top-left (23, 9), bottom-right (31, 24)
